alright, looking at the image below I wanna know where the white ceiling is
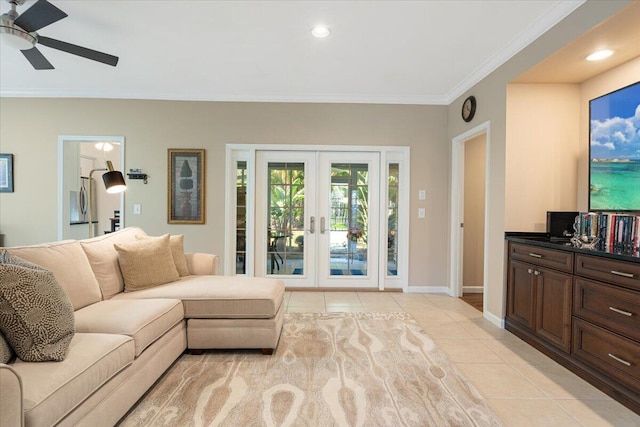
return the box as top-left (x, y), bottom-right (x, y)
top-left (0, 0), bottom-right (585, 105)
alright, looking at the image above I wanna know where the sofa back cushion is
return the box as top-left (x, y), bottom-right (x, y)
top-left (6, 240), bottom-right (102, 310)
top-left (80, 227), bottom-right (147, 299)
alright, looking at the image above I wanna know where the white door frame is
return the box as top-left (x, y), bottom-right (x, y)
top-left (57, 135), bottom-right (125, 241)
top-left (450, 122), bottom-right (490, 307)
top-left (225, 144), bottom-right (410, 291)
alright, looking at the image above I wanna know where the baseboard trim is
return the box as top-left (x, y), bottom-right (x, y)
top-left (406, 286), bottom-right (450, 294)
top-left (462, 286), bottom-right (483, 294)
top-left (285, 287), bottom-right (401, 292)
top-left (483, 310), bottom-right (505, 329)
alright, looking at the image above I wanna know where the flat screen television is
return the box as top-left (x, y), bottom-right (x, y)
top-left (589, 80), bottom-right (640, 212)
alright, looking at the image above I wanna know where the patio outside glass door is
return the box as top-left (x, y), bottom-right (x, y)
top-left (256, 151), bottom-right (379, 288)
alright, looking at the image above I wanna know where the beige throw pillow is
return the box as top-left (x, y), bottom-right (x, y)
top-left (0, 251), bottom-right (75, 362)
top-left (115, 234), bottom-right (179, 292)
top-left (136, 234), bottom-right (189, 277)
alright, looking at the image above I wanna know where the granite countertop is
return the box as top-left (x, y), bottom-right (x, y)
top-left (505, 232), bottom-right (640, 263)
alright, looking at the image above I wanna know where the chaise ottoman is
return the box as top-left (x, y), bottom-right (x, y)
top-left (110, 275), bottom-right (285, 354)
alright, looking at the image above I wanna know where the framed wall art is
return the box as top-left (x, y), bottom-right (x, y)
top-left (0, 154), bottom-right (14, 193)
top-left (168, 149), bottom-right (205, 224)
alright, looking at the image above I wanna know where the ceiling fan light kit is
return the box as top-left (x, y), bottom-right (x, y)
top-left (0, 0), bottom-right (118, 69)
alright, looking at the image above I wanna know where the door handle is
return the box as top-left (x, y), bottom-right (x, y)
top-left (320, 217), bottom-right (326, 234)
top-left (309, 216), bottom-right (315, 234)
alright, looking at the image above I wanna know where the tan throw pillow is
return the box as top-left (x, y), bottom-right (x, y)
top-left (0, 251), bottom-right (75, 362)
top-left (114, 234), bottom-right (179, 292)
top-left (136, 234), bottom-right (189, 277)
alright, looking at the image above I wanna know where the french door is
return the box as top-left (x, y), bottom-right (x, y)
top-left (255, 151), bottom-right (380, 287)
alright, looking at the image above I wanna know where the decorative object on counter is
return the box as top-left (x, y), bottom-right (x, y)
top-left (168, 149), bottom-right (205, 224)
top-left (572, 212), bottom-right (640, 256)
top-left (571, 212), bottom-right (601, 250)
top-left (0, 153), bottom-right (14, 192)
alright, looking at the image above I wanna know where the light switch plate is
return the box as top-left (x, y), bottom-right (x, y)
top-left (418, 190), bottom-right (426, 200)
top-left (133, 204), bottom-right (141, 215)
top-left (418, 208), bottom-right (425, 218)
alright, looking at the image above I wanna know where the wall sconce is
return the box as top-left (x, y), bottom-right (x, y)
top-left (88, 160), bottom-right (126, 237)
top-left (127, 168), bottom-right (148, 184)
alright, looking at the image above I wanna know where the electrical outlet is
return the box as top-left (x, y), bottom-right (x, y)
top-left (418, 208), bottom-right (425, 218)
top-left (133, 204), bottom-right (141, 215)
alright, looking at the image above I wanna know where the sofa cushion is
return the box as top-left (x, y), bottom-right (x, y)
top-left (115, 234), bottom-right (180, 292)
top-left (74, 299), bottom-right (184, 356)
top-left (0, 331), bottom-right (13, 363)
top-left (11, 332), bottom-right (135, 427)
top-left (137, 234), bottom-right (190, 277)
top-left (0, 252), bottom-right (75, 362)
top-left (80, 227), bottom-right (147, 299)
top-left (111, 275), bottom-right (285, 318)
top-left (4, 240), bottom-right (102, 310)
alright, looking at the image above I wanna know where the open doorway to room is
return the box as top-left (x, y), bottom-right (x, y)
top-left (450, 122), bottom-right (489, 312)
top-left (57, 135), bottom-right (125, 241)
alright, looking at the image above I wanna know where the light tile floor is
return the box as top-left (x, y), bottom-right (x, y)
top-left (285, 291), bottom-right (640, 427)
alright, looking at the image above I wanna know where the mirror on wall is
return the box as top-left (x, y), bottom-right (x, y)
top-left (58, 136), bottom-right (125, 240)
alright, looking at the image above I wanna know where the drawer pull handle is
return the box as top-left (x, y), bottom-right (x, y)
top-left (528, 253), bottom-right (542, 258)
top-left (608, 353), bottom-right (632, 367)
top-left (611, 270), bottom-right (634, 278)
top-left (609, 307), bottom-right (633, 317)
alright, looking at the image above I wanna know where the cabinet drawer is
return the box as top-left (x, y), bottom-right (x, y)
top-left (572, 318), bottom-right (640, 392)
top-left (575, 254), bottom-right (640, 291)
top-left (509, 243), bottom-right (573, 273)
top-left (574, 278), bottom-right (640, 342)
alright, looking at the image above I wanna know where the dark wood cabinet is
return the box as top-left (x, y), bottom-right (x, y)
top-left (535, 266), bottom-right (572, 353)
top-left (506, 247), bottom-right (572, 353)
top-left (506, 238), bottom-right (640, 415)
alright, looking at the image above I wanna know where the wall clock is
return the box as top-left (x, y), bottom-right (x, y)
top-left (461, 96), bottom-right (477, 122)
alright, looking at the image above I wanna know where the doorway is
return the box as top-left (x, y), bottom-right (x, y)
top-left (226, 144), bottom-right (410, 291)
top-left (57, 135), bottom-right (125, 241)
top-left (450, 122), bottom-right (490, 311)
top-left (255, 151), bottom-right (380, 288)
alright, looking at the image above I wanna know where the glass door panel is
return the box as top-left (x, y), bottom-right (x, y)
top-left (267, 162), bottom-right (305, 275)
top-left (318, 152), bottom-right (379, 287)
top-left (328, 163), bottom-right (369, 276)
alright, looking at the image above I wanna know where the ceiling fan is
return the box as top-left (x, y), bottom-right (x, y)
top-left (0, 0), bottom-right (118, 69)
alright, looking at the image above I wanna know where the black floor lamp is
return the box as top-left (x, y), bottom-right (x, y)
top-left (88, 160), bottom-right (126, 238)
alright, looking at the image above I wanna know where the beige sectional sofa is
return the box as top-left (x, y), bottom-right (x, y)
top-left (0, 227), bottom-right (285, 427)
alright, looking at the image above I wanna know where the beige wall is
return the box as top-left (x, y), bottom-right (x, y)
top-left (505, 84), bottom-right (581, 231)
top-left (0, 100), bottom-right (449, 287)
top-left (463, 134), bottom-right (485, 288)
top-left (447, 0), bottom-right (629, 320)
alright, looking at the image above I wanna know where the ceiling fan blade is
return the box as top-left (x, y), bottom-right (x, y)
top-left (38, 36), bottom-right (119, 67)
top-left (21, 47), bottom-right (54, 70)
top-left (14, 0), bottom-right (68, 32)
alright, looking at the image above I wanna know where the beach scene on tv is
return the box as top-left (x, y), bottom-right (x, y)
top-left (589, 81), bottom-right (640, 212)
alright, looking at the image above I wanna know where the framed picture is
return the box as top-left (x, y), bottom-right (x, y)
top-left (0, 153), bottom-right (14, 193)
top-left (168, 149), bottom-right (205, 224)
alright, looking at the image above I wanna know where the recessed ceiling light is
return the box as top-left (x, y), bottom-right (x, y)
top-left (586, 49), bottom-right (613, 61)
top-left (311, 26), bottom-right (331, 38)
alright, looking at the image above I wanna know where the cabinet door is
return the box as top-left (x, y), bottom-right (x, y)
top-left (507, 260), bottom-right (536, 330)
top-left (535, 266), bottom-right (572, 353)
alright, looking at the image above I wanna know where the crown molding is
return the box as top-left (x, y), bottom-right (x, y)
top-left (0, 88), bottom-right (450, 105)
top-left (444, 0), bottom-right (585, 104)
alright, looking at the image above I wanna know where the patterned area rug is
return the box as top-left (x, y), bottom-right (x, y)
top-left (119, 313), bottom-right (503, 427)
